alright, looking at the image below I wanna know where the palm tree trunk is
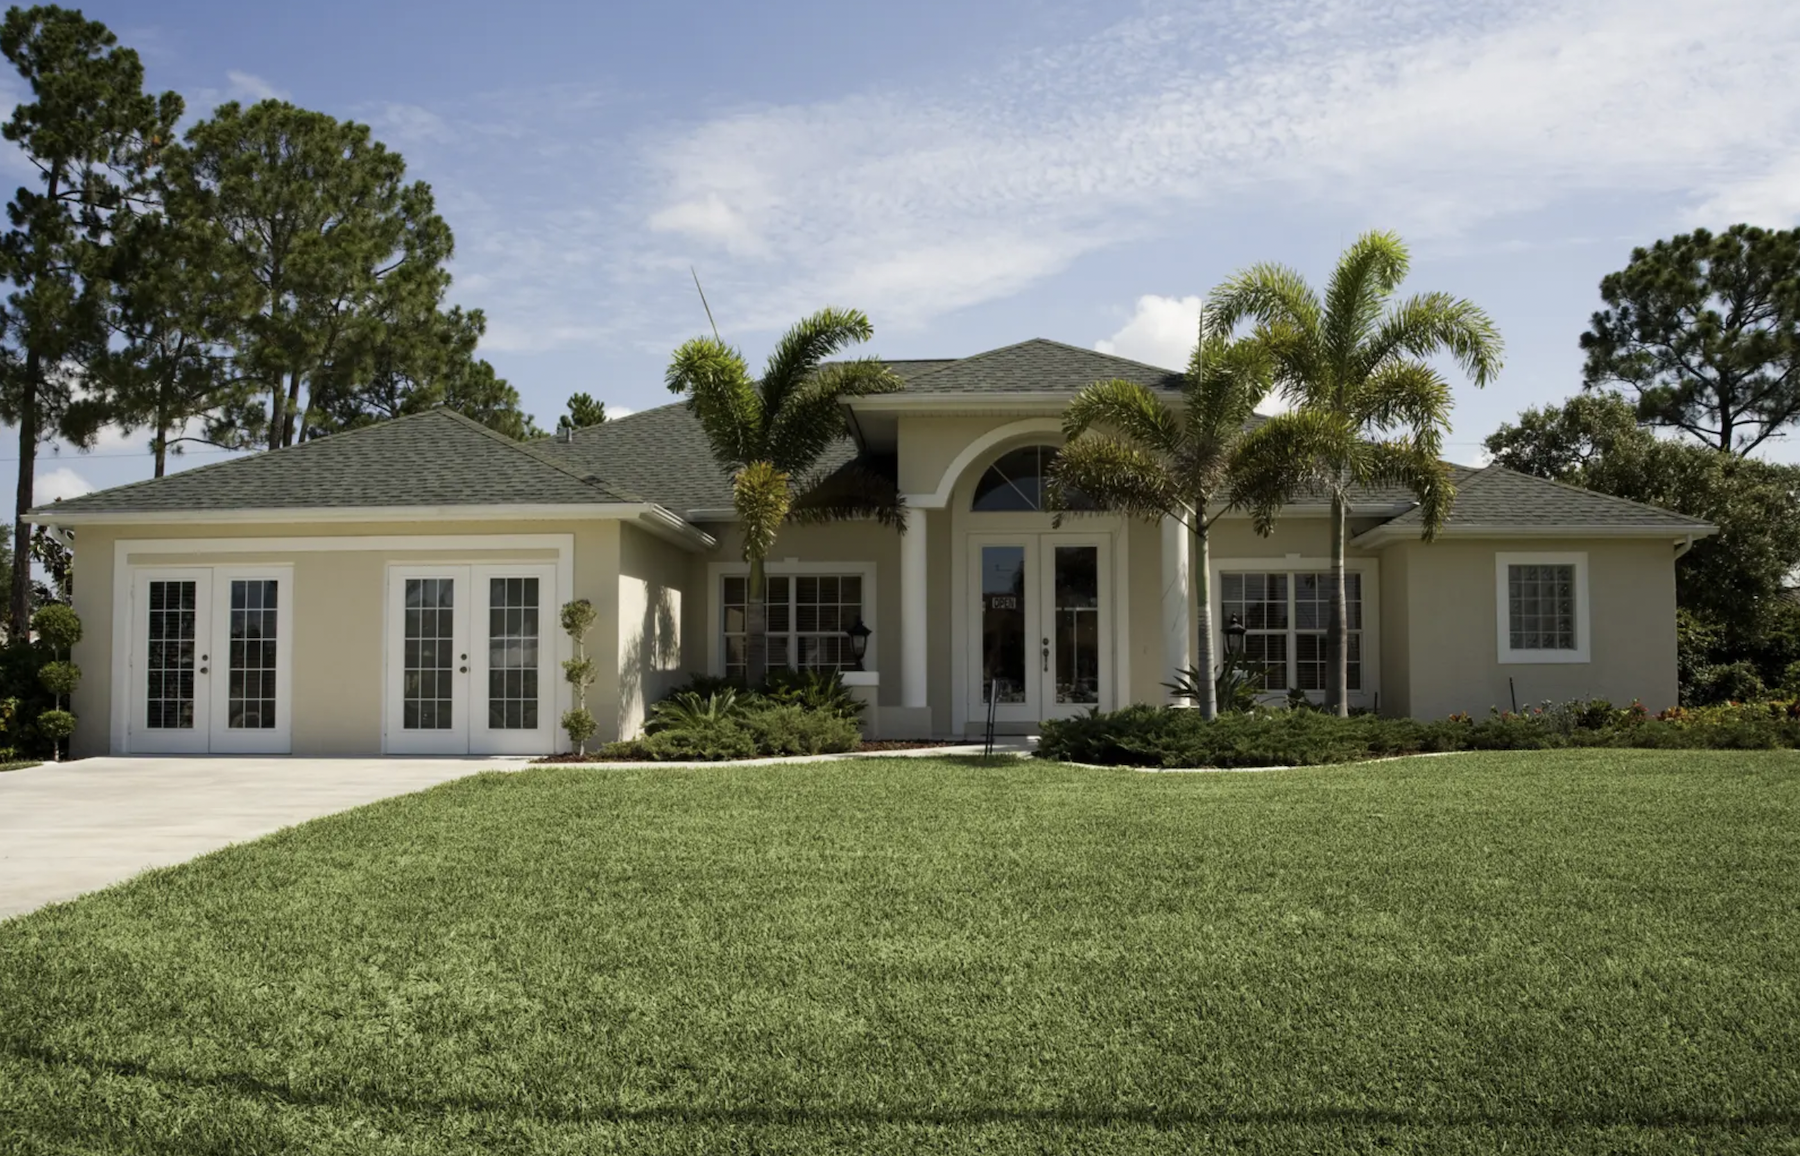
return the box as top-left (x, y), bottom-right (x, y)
top-left (1193, 519), bottom-right (1217, 720)
top-left (745, 553), bottom-right (769, 687)
top-left (1327, 491), bottom-right (1348, 718)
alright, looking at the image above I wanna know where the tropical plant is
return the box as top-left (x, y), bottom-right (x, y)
top-left (666, 307), bottom-right (903, 685)
top-left (31, 601), bottom-right (79, 759)
top-left (1048, 332), bottom-right (1273, 718)
top-left (559, 598), bottom-right (597, 754)
top-left (644, 687), bottom-right (743, 733)
top-left (1206, 230), bottom-right (1504, 716)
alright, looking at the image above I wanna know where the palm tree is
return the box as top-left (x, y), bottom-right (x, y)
top-left (666, 307), bottom-right (903, 685)
top-left (1047, 332), bottom-right (1273, 719)
top-left (1207, 230), bottom-right (1503, 716)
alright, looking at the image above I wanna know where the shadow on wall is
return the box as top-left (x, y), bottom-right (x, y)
top-left (618, 583), bottom-right (682, 738)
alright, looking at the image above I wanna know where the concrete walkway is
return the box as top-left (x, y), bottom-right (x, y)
top-left (0, 757), bottom-right (526, 921)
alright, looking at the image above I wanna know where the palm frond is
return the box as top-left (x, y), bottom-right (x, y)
top-left (1203, 263), bottom-right (1323, 341)
top-left (1323, 230), bottom-right (1408, 369)
top-left (1355, 360), bottom-right (1454, 437)
top-left (1046, 436), bottom-right (1184, 527)
top-left (1185, 334), bottom-right (1272, 447)
top-left (759, 306), bottom-right (876, 417)
top-left (731, 460), bottom-right (793, 563)
top-left (765, 357), bottom-right (900, 474)
top-left (1062, 378), bottom-right (1181, 455)
top-left (1353, 439), bottom-right (1457, 540)
top-left (666, 336), bottom-right (761, 467)
top-left (1227, 410), bottom-right (1357, 534)
top-left (1360, 291), bottom-right (1504, 386)
top-left (788, 456), bottom-right (907, 531)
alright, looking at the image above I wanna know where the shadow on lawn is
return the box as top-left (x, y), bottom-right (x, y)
top-left (10, 1042), bottom-right (1795, 1133)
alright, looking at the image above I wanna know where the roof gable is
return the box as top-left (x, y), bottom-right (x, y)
top-left (35, 408), bottom-right (638, 517)
top-left (897, 338), bottom-right (1185, 394)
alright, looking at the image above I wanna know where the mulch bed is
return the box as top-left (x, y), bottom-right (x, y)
top-left (533, 740), bottom-right (961, 765)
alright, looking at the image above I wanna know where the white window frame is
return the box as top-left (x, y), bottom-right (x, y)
top-left (707, 560), bottom-right (878, 678)
top-left (1495, 551), bottom-right (1590, 664)
top-left (1208, 557), bottom-right (1381, 707)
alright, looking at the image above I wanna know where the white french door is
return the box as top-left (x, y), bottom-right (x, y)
top-left (385, 564), bottom-right (558, 755)
top-left (129, 567), bottom-right (293, 754)
top-left (967, 534), bottom-right (1112, 725)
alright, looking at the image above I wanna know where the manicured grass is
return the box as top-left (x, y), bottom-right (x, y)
top-left (2, 751), bottom-right (1798, 1154)
top-left (0, 760), bottom-right (40, 772)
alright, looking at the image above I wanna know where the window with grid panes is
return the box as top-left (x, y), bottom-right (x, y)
top-left (1220, 571), bottom-right (1364, 694)
top-left (1507, 563), bottom-right (1576, 651)
top-left (722, 573), bottom-right (864, 679)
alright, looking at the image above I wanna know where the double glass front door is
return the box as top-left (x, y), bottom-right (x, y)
top-left (970, 535), bottom-right (1111, 724)
top-left (130, 567), bottom-right (292, 754)
top-left (385, 565), bottom-right (557, 755)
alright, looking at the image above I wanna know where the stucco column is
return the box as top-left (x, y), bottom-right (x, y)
top-left (901, 507), bottom-right (929, 709)
top-left (1161, 515), bottom-right (1192, 701)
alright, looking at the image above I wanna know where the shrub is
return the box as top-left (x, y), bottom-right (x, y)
top-left (602, 673), bottom-right (865, 761)
top-left (1036, 697), bottom-right (1800, 769)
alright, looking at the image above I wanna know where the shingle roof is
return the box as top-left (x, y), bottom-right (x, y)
top-left (899, 338), bottom-right (1185, 394)
top-left (1367, 465), bottom-right (1713, 533)
top-left (33, 408), bottom-right (639, 515)
top-left (534, 402), bottom-right (808, 514)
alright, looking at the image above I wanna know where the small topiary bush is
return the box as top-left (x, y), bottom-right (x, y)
top-left (1036, 697), bottom-right (1800, 769)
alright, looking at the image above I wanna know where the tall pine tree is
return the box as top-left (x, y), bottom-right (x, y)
top-left (0, 5), bottom-right (180, 636)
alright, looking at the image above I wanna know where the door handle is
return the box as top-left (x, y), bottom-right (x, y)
top-left (1041, 637), bottom-right (1050, 672)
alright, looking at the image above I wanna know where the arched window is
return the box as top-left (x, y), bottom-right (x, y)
top-left (970, 445), bottom-right (1095, 512)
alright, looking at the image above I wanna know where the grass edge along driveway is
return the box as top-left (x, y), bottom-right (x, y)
top-left (2, 750), bottom-right (1797, 1155)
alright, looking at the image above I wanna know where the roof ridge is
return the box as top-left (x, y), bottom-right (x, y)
top-left (1028, 336), bottom-right (1188, 379)
top-left (436, 408), bottom-right (647, 503)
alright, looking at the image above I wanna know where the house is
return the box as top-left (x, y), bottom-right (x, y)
top-left (28, 339), bottom-right (1715, 757)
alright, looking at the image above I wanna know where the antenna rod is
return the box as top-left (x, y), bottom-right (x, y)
top-left (691, 266), bottom-right (720, 342)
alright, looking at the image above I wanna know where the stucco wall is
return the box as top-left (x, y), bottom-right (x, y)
top-left (1388, 537), bottom-right (1681, 718)
top-left (67, 518), bottom-right (617, 757)
top-left (616, 522), bottom-right (686, 739)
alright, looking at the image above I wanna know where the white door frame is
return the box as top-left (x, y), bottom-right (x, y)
top-left (961, 531), bottom-right (1118, 729)
top-left (127, 568), bottom-right (215, 754)
top-left (383, 562), bottom-right (560, 755)
top-left (126, 565), bottom-right (297, 755)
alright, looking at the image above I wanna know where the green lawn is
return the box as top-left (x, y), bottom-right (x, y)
top-left (3, 752), bottom-right (1798, 1154)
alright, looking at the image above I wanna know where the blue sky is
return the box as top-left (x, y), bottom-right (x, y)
top-left (17, 0), bottom-right (1800, 501)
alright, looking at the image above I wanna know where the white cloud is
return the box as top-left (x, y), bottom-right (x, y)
top-left (375, 102), bottom-right (453, 146)
top-left (1095, 295), bottom-right (1202, 369)
top-left (1688, 155), bottom-right (1800, 226)
top-left (34, 467), bottom-right (93, 506)
top-left (609, 406), bottom-right (635, 419)
top-left (628, 0), bottom-right (1800, 333)
top-left (224, 70), bottom-right (286, 103)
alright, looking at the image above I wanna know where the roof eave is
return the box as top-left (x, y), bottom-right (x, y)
top-left (1353, 522), bottom-right (1718, 547)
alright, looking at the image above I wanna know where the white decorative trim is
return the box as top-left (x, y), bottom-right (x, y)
top-left (1207, 557), bottom-right (1382, 706)
top-left (1161, 516), bottom-right (1192, 702)
top-left (111, 533), bottom-right (576, 756)
top-left (40, 503), bottom-right (714, 551)
top-left (907, 417), bottom-right (1065, 509)
top-left (901, 519), bottom-right (929, 708)
top-left (1495, 551), bottom-right (1591, 665)
top-left (705, 559), bottom-right (880, 678)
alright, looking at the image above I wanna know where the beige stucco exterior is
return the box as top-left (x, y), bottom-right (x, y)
top-left (53, 407), bottom-right (1691, 757)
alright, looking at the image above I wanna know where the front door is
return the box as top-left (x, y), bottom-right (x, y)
top-left (129, 567), bottom-right (293, 754)
top-left (969, 535), bottom-right (1111, 725)
top-left (385, 565), bottom-right (557, 755)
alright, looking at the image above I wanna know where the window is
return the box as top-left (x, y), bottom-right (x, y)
top-left (971, 445), bottom-right (1095, 512)
top-left (1220, 570), bottom-right (1365, 694)
top-left (488, 576), bottom-right (541, 729)
top-left (723, 573), bottom-right (863, 679)
top-left (226, 579), bottom-right (279, 729)
top-left (1496, 552), bottom-right (1589, 663)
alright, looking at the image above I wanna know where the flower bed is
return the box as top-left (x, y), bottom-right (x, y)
top-left (1035, 698), bottom-right (1800, 769)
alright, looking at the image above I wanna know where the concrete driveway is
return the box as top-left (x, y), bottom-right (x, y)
top-left (0, 756), bottom-right (529, 921)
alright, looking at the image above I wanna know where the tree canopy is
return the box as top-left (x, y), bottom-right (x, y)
top-left (1581, 225), bottom-right (1800, 455)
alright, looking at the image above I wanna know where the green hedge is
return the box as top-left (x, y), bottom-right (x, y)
top-left (587, 672), bottom-right (865, 761)
top-left (1035, 699), bottom-right (1800, 769)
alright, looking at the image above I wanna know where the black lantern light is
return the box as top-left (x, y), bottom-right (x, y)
top-left (1224, 613), bottom-right (1247, 657)
top-left (846, 616), bottom-right (873, 671)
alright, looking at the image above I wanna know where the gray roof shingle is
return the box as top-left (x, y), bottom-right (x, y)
top-left (33, 408), bottom-right (638, 516)
top-left (899, 339), bottom-right (1185, 394)
top-left (1366, 465), bottom-right (1713, 533)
